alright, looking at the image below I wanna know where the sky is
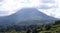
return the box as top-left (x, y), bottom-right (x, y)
top-left (0, 0), bottom-right (40, 16)
top-left (0, 0), bottom-right (60, 18)
top-left (38, 0), bottom-right (60, 18)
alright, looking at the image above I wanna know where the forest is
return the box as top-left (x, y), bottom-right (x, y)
top-left (0, 20), bottom-right (60, 33)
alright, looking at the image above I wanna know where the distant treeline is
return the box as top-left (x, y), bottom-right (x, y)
top-left (0, 20), bottom-right (60, 33)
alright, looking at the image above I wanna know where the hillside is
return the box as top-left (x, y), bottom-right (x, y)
top-left (0, 8), bottom-right (56, 25)
top-left (0, 20), bottom-right (60, 33)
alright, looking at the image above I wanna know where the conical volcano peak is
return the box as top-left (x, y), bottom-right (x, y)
top-left (0, 8), bottom-right (57, 25)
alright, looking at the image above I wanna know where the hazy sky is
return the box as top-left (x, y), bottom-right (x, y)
top-left (0, 0), bottom-right (60, 18)
top-left (38, 0), bottom-right (60, 18)
top-left (0, 0), bottom-right (40, 16)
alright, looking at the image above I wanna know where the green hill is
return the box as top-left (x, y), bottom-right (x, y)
top-left (0, 20), bottom-right (60, 33)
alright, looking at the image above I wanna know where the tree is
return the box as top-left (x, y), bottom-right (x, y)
top-left (55, 20), bottom-right (60, 24)
top-left (26, 29), bottom-right (31, 33)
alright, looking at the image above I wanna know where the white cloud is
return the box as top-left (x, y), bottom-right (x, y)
top-left (38, 0), bottom-right (60, 18)
top-left (0, 0), bottom-right (40, 16)
top-left (41, 0), bottom-right (55, 3)
top-left (0, 0), bottom-right (60, 19)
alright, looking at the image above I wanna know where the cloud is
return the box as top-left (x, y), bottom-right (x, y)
top-left (38, 3), bottom-right (56, 9)
top-left (0, 0), bottom-right (60, 18)
top-left (0, 0), bottom-right (40, 16)
top-left (41, 0), bottom-right (55, 3)
top-left (37, 0), bottom-right (58, 9)
top-left (38, 0), bottom-right (60, 18)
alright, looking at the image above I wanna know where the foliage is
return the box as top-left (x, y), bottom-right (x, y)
top-left (0, 20), bottom-right (60, 33)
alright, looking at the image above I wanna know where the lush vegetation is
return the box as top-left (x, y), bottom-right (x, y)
top-left (0, 20), bottom-right (60, 33)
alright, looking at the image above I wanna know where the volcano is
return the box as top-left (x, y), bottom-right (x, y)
top-left (0, 8), bottom-right (57, 25)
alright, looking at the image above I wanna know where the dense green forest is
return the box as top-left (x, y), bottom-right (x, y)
top-left (0, 20), bottom-right (60, 33)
